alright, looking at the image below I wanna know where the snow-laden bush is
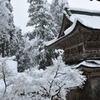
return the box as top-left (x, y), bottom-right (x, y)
top-left (0, 56), bottom-right (17, 99)
top-left (0, 56), bottom-right (86, 100)
top-left (26, 56), bottom-right (86, 100)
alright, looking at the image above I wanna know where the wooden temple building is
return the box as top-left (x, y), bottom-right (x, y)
top-left (48, 6), bottom-right (100, 100)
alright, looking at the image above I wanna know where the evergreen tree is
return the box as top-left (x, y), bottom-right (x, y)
top-left (27, 0), bottom-right (57, 41)
top-left (0, 0), bottom-right (28, 71)
top-left (0, 0), bottom-right (15, 57)
top-left (50, 0), bottom-right (68, 33)
top-left (9, 27), bottom-right (24, 56)
top-left (27, 0), bottom-right (58, 69)
top-left (17, 36), bottom-right (40, 72)
top-left (11, 27), bottom-right (28, 72)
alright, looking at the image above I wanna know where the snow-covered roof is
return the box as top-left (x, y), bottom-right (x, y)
top-left (44, 38), bottom-right (57, 46)
top-left (68, 0), bottom-right (100, 11)
top-left (74, 60), bottom-right (100, 68)
top-left (48, 0), bottom-right (100, 46)
top-left (64, 0), bottom-right (100, 29)
top-left (70, 14), bottom-right (100, 29)
top-left (64, 19), bottom-right (77, 35)
top-left (63, 8), bottom-right (100, 30)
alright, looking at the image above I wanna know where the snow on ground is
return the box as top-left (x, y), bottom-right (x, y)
top-left (0, 56), bottom-right (17, 88)
top-left (0, 56), bottom-right (17, 74)
top-left (6, 59), bottom-right (17, 74)
top-left (15, 72), bottom-right (33, 84)
top-left (0, 56), bottom-right (99, 99)
top-left (0, 56), bottom-right (86, 99)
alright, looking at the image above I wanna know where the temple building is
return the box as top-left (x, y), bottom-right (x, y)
top-left (48, 4), bottom-right (100, 100)
top-left (48, 7), bottom-right (100, 64)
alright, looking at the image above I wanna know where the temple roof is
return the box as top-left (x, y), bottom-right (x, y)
top-left (69, 12), bottom-right (100, 29)
top-left (68, 0), bottom-right (100, 11)
top-left (74, 60), bottom-right (100, 68)
top-left (64, 10), bottom-right (100, 30)
top-left (47, 0), bottom-right (100, 47)
top-left (63, 1), bottom-right (100, 34)
top-left (63, 0), bottom-right (100, 29)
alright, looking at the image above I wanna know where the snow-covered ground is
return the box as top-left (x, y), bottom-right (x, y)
top-left (0, 56), bottom-right (17, 89)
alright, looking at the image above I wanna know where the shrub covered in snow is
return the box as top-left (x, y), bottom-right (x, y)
top-left (0, 56), bottom-right (86, 100)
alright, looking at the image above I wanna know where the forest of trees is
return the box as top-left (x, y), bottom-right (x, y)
top-left (0, 0), bottom-right (86, 100)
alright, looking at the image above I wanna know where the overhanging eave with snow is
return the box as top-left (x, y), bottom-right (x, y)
top-left (48, 9), bottom-right (100, 64)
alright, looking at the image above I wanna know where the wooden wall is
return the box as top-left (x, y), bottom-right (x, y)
top-left (67, 66), bottom-right (100, 100)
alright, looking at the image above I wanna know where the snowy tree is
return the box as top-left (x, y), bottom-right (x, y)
top-left (9, 27), bottom-right (24, 56)
top-left (0, 56), bottom-right (86, 100)
top-left (0, 59), bottom-right (10, 97)
top-left (0, 0), bottom-right (15, 57)
top-left (50, 0), bottom-right (68, 33)
top-left (27, 0), bottom-right (58, 69)
top-left (10, 28), bottom-right (26, 72)
top-left (0, 56), bottom-right (17, 99)
top-left (14, 35), bottom-right (45, 72)
top-left (20, 35), bottom-right (58, 70)
top-left (27, 0), bottom-right (57, 41)
top-left (17, 36), bottom-right (41, 71)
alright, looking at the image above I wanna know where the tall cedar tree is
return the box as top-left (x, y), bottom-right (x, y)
top-left (27, 0), bottom-right (58, 69)
top-left (27, 0), bottom-right (57, 41)
top-left (0, 0), bottom-right (15, 57)
top-left (50, 0), bottom-right (68, 33)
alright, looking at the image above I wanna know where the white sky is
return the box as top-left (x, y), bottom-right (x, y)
top-left (11, 0), bottom-right (100, 33)
top-left (11, 0), bottom-right (33, 33)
